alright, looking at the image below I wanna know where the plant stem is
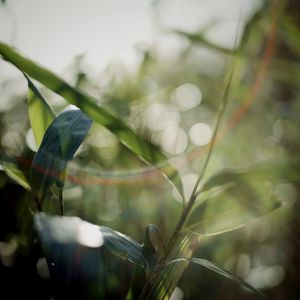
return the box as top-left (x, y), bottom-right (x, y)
top-left (163, 69), bottom-right (234, 262)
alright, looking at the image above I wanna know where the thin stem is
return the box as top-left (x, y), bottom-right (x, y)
top-left (162, 70), bottom-right (234, 262)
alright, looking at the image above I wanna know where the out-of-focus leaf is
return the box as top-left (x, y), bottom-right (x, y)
top-left (0, 42), bottom-right (183, 197)
top-left (174, 30), bottom-right (236, 55)
top-left (34, 213), bottom-right (145, 299)
top-left (202, 160), bottom-right (300, 191)
top-left (185, 160), bottom-right (300, 236)
top-left (2, 162), bottom-right (31, 190)
top-left (141, 233), bottom-right (198, 300)
top-left (166, 258), bottom-right (264, 297)
top-left (26, 75), bottom-right (55, 148)
top-left (31, 108), bottom-right (92, 197)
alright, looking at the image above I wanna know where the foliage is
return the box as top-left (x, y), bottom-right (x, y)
top-left (0, 1), bottom-right (299, 299)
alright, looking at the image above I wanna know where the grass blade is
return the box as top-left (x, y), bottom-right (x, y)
top-left (185, 159), bottom-right (299, 236)
top-left (0, 42), bottom-right (183, 197)
top-left (1, 162), bottom-right (31, 190)
top-left (167, 257), bottom-right (265, 297)
top-left (25, 75), bottom-right (56, 148)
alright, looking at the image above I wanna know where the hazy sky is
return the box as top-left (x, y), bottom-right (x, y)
top-left (0, 0), bottom-right (262, 74)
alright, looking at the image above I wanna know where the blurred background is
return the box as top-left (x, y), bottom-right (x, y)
top-left (0, 0), bottom-right (300, 299)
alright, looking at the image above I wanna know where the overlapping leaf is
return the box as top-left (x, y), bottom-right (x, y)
top-left (185, 159), bottom-right (300, 236)
top-left (0, 42), bottom-right (183, 197)
top-left (31, 108), bottom-right (92, 197)
top-left (166, 257), bottom-right (264, 297)
top-left (34, 213), bottom-right (147, 299)
top-left (26, 75), bottom-right (55, 148)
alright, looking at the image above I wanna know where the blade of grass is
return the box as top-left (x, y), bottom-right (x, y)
top-left (0, 42), bottom-right (183, 197)
top-left (166, 257), bottom-right (265, 297)
top-left (25, 75), bottom-right (56, 148)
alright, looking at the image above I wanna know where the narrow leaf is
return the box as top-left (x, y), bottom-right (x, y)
top-left (34, 213), bottom-right (147, 268)
top-left (167, 258), bottom-right (265, 297)
top-left (2, 162), bottom-right (31, 190)
top-left (31, 108), bottom-right (92, 197)
top-left (186, 159), bottom-right (300, 236)
top-left (141, 233), bottom-right (198, 300)
top-left (26, 75), bottom-right (55, 148)
top-left (0, 42), bottom-right (183, 197)
top-left (34, 213), bottom-right (146, 299)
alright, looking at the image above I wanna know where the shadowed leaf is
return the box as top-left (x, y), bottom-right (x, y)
top-left (167, 257), bottom-right (264, 297)
top-left (31, 108), bottom-right (92, 197)
top-left (34, 213), bottom-right (146, 299)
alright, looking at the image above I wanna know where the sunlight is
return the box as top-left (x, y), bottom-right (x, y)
top-left (77, 221), bottom-right (104, 248)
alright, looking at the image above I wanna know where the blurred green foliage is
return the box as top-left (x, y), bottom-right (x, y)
top-left (0, 0), bottom-right (300, 299)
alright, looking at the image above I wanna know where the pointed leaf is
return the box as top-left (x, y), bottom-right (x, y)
top-left (34, 213), bottom-right (147, 269)
top-left (34, 213), bottom-right (146, 299)
top-left (142, 233), bottom-right (198, 300)
top-left (26, 75), bottom-right (55, 148)
top-left (2, 162), bottom-right (31, 190)
top-left (0, 42), bottom-right (183, 197)
top-left (186, 160), bottom-right (300, 236)
top-left (31, 108), bottom-right (92, 196)
top-left (167, 258), bottom-right (264, 297)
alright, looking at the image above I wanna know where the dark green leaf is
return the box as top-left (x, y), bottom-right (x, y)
top-left (0, 42), bottom-right (183, 197)
top-left (31, 108), bottom-right (92, 197)
top-left (34, 212), bottom-right (147, 269)
top-left (26, 75), bottom-right (55, 148)
top-left (167, 257), bottom-right (264, 297)
top-left (34, 213), bottom-right (146, 299)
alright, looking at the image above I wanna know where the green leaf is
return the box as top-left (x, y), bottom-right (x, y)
top-left (1, 162), bottom-right (31, 190)
top-left (141, 233), bottom-right (198, 300)
top-left (0, 41), bottom-right (183, 197)
top-left (167, 257), bottom-right (264, 297)
top-left (186, 159), bottom-right (300, 236)
top-left (31, 108), bottom-right (92, 197)
top-left (34, 213), bottom-right (146, 299)
top-left (174, 30), bottom-right (236, 55)
top-left (25, 75), bottom-right (55, 148)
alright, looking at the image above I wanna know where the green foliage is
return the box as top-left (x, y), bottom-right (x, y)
top-left (0, 1), bottom-right (299, 299)
top-left (167, 257), bottom-right (265, 297)
top-left (31, 108), bottom-right (92, 198)
top-left (26, 75), bottom-right (55, 148)
top-left (0, 42), bottom-right (183, 197)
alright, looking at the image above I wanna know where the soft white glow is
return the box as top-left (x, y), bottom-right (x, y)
top-left (145, 103), bottom-right (180, 131)
top-left (170, 287), bottom-right (184, 300)
top-left (36, 257), bottom-right (50, 279)
top-left (1, 131), bottom-right (24, 155)
top-left (245, 265), bottom-right (285, 289)
top-left (77, 221), bottom-right (104, 248)
top-left (182, 173), bottom-right (198, 200)
top-left (189, 122), bottom-right (212, 146)
top-left (172, 83), bottom-right (201, 111)
top-left (161, 126), bottom-right (187, 155)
